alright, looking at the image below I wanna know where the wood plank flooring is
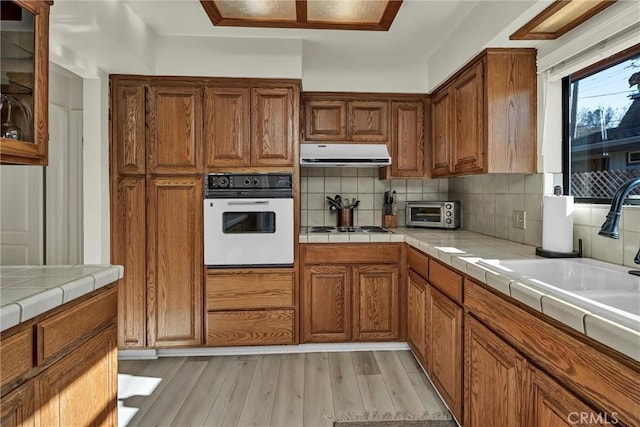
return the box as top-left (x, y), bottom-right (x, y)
top-left (118, 351), bottom-right (450, 427)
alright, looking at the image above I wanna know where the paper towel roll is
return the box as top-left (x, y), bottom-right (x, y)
top-left (542, 195), bottom-right (574, 253)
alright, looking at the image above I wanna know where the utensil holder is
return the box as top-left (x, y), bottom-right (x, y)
top-left (382, 214), bottom-right (397, 228)
top-left (337, 209), bottom-right (353, 227)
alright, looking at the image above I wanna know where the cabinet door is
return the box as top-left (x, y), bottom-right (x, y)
top-left (528, 366), bottom-right (607, 427)
top-left (353, 265), bottom-right (399, 341)
top-left (452, 61), bottom-right (484, 174)
top-left (147, 177), bottom-right (203, 347)
top-left (349, 101), bottom-right (389, 142)
top-left (390, 101), bottom-right (424, 178)
top-left (147, 85), bottom-right (202, 174)
top-left (112, 177), bottom-right (146, 348)
top-left (112, 82), bottom-right (146, 175)
top-left (251, 87), bottom-right (294, 166)
top-left (35, 326), bottom-right (117, 427)
top-left (465, 315), bottom-right (526, 427)
top-left (301, 265), bottom-right (351, 343)
top-left (407, 270), bottom-right (427, 363)
top-left (304, 100), bottom-right (347, 141)
top-left (431, 89), bottom-right (452, 176)
top-left (429, 287), bottom-right (463, 422)
top-left (203, 87), bottom-right (250, 168)
top-left (1, 381), bottom-right (34, 427)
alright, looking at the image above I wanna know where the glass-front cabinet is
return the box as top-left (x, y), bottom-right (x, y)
top-left (0, 0), bottom-right (51, 165)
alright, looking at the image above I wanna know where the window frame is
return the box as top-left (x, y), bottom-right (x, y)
top-left (562, 43), bottom-right (640, 204)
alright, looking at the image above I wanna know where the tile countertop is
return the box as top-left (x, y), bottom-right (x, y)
top-left (0, 265), bottom-right (124, 332)
top-left (300, 227), bottom-right (640, 362)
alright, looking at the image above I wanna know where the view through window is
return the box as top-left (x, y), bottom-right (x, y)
top-left (563, 44), bottom-right (640, 203)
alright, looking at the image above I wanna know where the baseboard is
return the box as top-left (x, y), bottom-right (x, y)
top-left (118, 342), bottom-right (410, 360)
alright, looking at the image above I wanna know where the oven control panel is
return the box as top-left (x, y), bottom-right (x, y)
top-left (205, 173), bottom-right (293, 198)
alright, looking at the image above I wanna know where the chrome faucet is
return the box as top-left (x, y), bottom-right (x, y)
top-left (598, 177), bottom-right (640, 276)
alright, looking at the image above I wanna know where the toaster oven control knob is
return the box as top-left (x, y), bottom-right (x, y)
top-left (446, 211), bottom-right (452, 217)
top-left (218, 176), bottom-right (229, 188)
top-left (446, 218), bottom-right (452, 224)
top-left (445, 203), bottom-right (452, 209)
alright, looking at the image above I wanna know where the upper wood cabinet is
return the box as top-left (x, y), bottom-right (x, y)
top-left (203, 87), bottom-right (250, 168)
top-left (389, 101), bottom-right (424, 178)
top-left (147, 85), bottom-right (203, 175)
top-left (0, 0), bottom-right (51, 166)
top-left (304, 100), bottom-right (347, 141)
top-left (349, 100), bottom-right (388, 142)
top-left (112, 80), bottom-right (146, 175)
top-left (430, 48), bottom-right (537, 177)
top-left (251, 87), bottom-right (295, 166)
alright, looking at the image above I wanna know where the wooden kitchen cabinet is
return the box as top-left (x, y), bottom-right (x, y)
top-left (407, 270), bottom-right (428, 363)
top-left (301, 244), bottom-right (402, 343)
top-left (0, 382), bottom-right (34, 427)
top-left (147, 177), bottom-right (203, 347)
top-left (251, 87), bottom-right (295, 166)
top-left (429, 287), bottom-right (463, 422)
top-left (464, 315), bottom-right (526, 427)
top-left (147, 85), bottom-right (203, 175)
top-left (0, 0), bottom-right (51, 166)
top-left (302, 265), bottom-right (352, 342)
top-left (430, 48), bottom-right (536, 177)
top-left (111, 80), bottom-right (146, 175)
top-left (353, 265), bottom-right (400, 341)
top-left (388, 101), bottom-right (425, 178)
top-left (304, 99), bottom-right (347, 141)
top-left (349, 100), bottom-right (389, 142)
top-left (203, 87), bottom-right (250, 168)
top-left (112, 177), bottom-right (146, 348)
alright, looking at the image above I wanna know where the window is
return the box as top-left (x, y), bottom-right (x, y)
top-left (563, 44), bottom-right (640, 203)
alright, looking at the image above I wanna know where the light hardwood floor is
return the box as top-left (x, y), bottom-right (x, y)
top-left (118, 350), bottom-right (451, 427)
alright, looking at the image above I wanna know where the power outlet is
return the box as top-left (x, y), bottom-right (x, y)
top-left (513, 210), bottom-right (526, 230)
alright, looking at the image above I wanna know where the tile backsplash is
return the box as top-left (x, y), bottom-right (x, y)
top-left (300, 168), bottom-right (449, 227)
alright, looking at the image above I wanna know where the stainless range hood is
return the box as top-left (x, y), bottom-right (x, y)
top-left (300, 143), bottom-right (392, 168)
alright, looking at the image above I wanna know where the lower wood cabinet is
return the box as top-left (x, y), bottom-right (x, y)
top-left (301, 244), bottom-right (402, 343)
top-left (407, 270), bottom-right (427, 362)
top-left (464, 315), bottom-right (526, 427)
top-left (0, 382), bottom-right (34, 427)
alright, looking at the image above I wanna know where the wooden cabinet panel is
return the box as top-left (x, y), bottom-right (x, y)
top-left (251, 87), bottom-right (294, 166)
top-left (112, 177), bottom-right (146, 348)
top-left (37, 288), bottom-right (116, 365)
top-left (0, 381), bottom-right (34, 427)
top-left (353, 265), bottom-right (400, 341)
top-left (113, 83), bottom-right (146, 175)
top-left (304, 100), bottom-right (347, 141)
top-left (429, 287), bottom-right (463, 422)
top-left (349, 101), bottom-right (389, 142)
top-left (303, 243), bottom-right (401, 265)
top-left (302, 265), bottom-right (351, 342)
top-left (147, 85), bottom-right (202, 174)
top-left (206, 310), bottom-right (294, 346)
top-left (0, 329), bottom-right (33, 391)
top-left (431, 89), bottom-right (452, 177)
top-left (407, 270), bottom-right (427, 363)
top-left (390, 101), bottom-right (424, 178)
top-left (407, 246), bottom-right (428, 280)
top-left (528, 366), bottom-right (606, 427)
top-left (428, 259), bottom-right (463, 304)
top-left (147, 177), bottom-right (203, 347)
top-left (464, 315), bottom-right (526, 427)
top-left (203, 87), bottom-right (250, 167)
top-left (206, 272), bottom-right (294, 310)
top-left (34, 326), bottom-right (117, 427)
top-left (452, 61), bottom-right (484, 174)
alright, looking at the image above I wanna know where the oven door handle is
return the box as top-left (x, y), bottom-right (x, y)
top-left (226, 201), bottom-right (270, 206)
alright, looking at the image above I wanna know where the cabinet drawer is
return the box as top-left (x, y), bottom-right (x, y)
top-left (206, 272), bottom-right (294, 310)
top-left (429, 259), bottom-right (463, 304)
top-left (0, 329), bottom-right (33, 389)
top-left (407, 246), bottom-right (428, 279)
top-left (36, 287), bottom-right (117, 365)
top-left (206, 310), bottom-right (294, 346)
top-left (303, 244), bottom-right (401, 264)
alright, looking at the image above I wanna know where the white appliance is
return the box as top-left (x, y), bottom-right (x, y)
top-left (203, 173), bottom-right (294, 267)
top-left (300, 143), bottom-right (392, 167)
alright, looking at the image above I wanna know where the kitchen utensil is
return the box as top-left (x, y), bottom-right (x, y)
top-left (335, 195), bottom-right (342, 209)
top-left (326, 196), bottom-right (340, 210)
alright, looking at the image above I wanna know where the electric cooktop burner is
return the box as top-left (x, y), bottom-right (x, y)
top-left (309, 226), bottom-right (390, 233)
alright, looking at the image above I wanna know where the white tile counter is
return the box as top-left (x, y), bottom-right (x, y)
top-left (0, 265), bottom-right (123, 332)
top-left (300, 227), bottom-right (640, 361)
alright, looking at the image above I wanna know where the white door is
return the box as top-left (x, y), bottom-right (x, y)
top-left (0, 165), bottom-right (44, 265)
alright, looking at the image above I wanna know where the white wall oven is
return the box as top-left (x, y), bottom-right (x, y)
top-left (204, 173), bottom-right (294, 267)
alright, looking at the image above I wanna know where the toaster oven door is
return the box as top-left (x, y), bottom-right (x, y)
top-left (408, 205), bottom-right (445, 227)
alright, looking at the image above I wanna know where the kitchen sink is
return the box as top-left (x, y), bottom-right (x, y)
top-left (478, 258), bottom-right (640, 326)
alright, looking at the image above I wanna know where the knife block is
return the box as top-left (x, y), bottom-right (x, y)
top-left (382, 214), bottom-right (397, 228)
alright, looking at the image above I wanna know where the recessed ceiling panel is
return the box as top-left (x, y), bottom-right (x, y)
top-left (215, 0), bottom-right (297, 21)
top-left (306, 0), bottom-right (388, 24)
